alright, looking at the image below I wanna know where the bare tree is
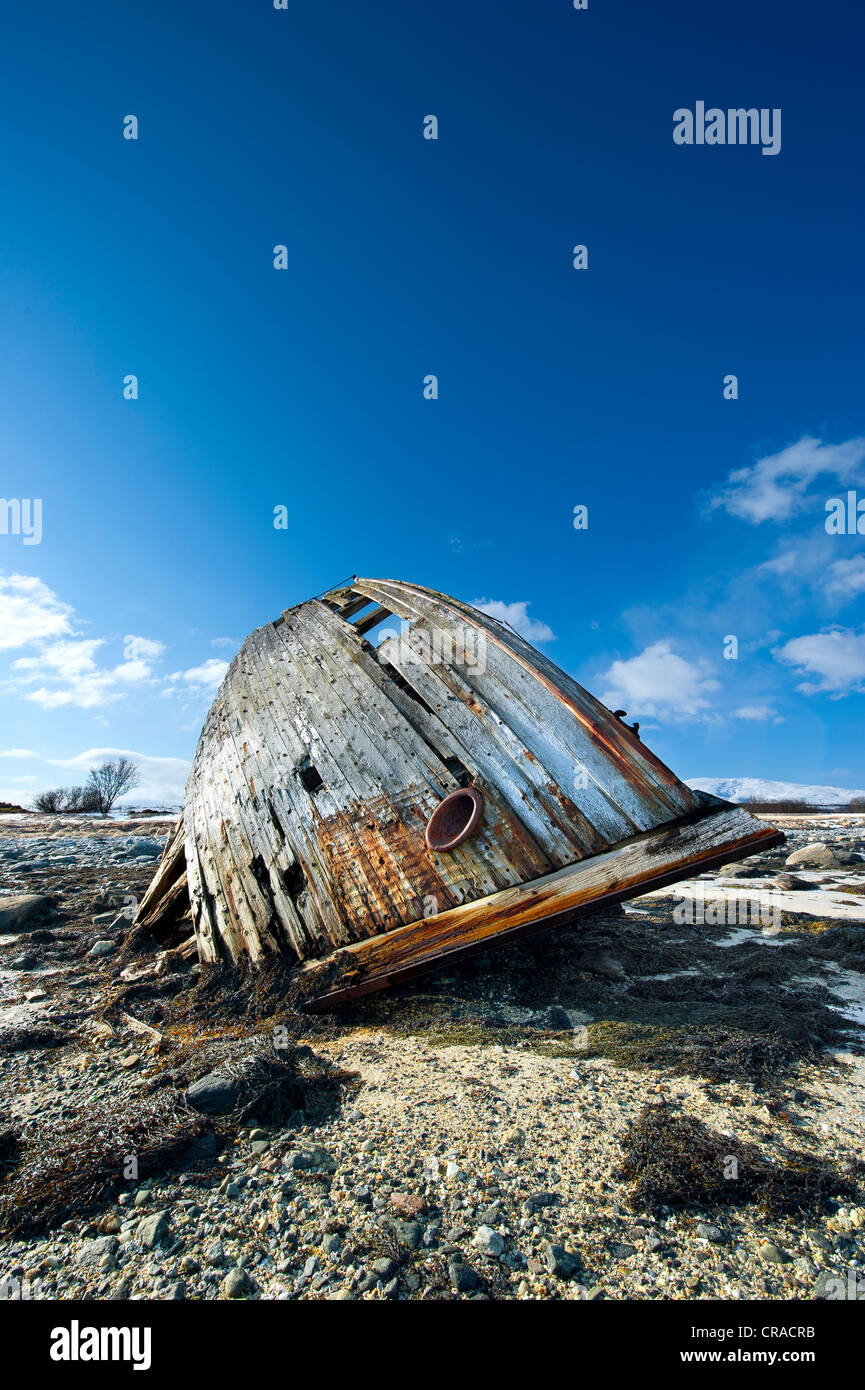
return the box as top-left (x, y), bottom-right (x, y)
top-left (63, 784), bottom-right (101, 814)
top-left (33, 788), bottom-right (65, 814)
top-left (85, 758), bottom-right (141, 816)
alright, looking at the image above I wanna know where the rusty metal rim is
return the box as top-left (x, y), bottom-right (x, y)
top-left (425, 787), bottom-right (485, 852)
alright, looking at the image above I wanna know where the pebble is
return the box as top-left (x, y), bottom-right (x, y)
top-left (472, 1225), bottom-right (505, 1257)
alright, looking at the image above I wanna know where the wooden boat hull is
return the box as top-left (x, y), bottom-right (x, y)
top-left (135, 577), bottom-right (784, 1008)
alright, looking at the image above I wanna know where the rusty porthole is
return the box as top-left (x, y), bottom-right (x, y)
top-left (425, 787), bottom-right (484, 852)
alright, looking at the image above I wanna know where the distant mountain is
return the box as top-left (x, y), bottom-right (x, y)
top-left (688, 776), bottom-right (865, 806)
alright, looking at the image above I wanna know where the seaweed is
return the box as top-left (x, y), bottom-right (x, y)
top-left (617, 1105), bottom-right (860, 1217)
top-left (0, 1090), bottom-right (212, 1237)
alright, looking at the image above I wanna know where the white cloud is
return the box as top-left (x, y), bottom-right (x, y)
top-left (167, 658), bottom-right (229, 692)
top-left (774, 626), bottom-right (865, 695)
top-left (0, 748), bottom-right (36, 758)
top-left (756, 535), bottom-right (865, 607)
top-left (123, 635), bottom-right (165, 661)
top-left (0, 574), bottom-right (73, 650)
top-left (598, 640), bottom-right (719, 719)
top-left (732, 704), bottom-right (781, 722)
top-left (710, 436), bottom-right (865, 524)
top-left (824, 554), bottom-right (865, 600)
top-left (10, 637), bottom-right (160, 709)
top-left (471, 599), bottom-right (556, 643)
top-left (0, 578), bottom-right (169, 708)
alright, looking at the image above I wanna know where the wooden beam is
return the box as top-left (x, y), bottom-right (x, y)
top-left (353, 604), bottom-right (394, 635)
top-left (335, 593), bottom-right (374, 620)
top-left (294, 801), bottom-right (784, 1009)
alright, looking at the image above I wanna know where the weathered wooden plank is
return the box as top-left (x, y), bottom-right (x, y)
top-left (273, 611), bottom-right (463, 925)
top-left (353, 604), bottom-right (394, 635)
top-left (133, 816), bottom-right (188, 936)
top-left (348, 579), bottom-right (695, 827)
top-left (376, 631), bottom-right (609, 864)
top-left (279, 608), bottom-right (497, 921)
top-left (295, 803), bottom-right (785, 1008)
top-left (241, 624), bottom-right (366, 949)
top-left (344, 581), bottom-right (655, 837)
top-left (307, 605), bottom-right (569, 868)
top-left (301, 602), bottom-right (554, 886)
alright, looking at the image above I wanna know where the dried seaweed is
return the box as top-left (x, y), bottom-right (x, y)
top-left (617, 1105), bottom-right (859, 1217)
top-left (0, 1090), bottom-right (211, 1237)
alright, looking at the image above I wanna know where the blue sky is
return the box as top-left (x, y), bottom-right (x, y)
top-left (1, 0), bottom-right (863, 806)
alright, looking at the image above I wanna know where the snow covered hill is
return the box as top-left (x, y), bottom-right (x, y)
top-left (687, 776), bottom-right (865, 806)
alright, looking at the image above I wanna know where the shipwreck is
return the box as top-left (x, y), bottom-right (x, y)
top-left (136, 577), bottom-right (784, 1008)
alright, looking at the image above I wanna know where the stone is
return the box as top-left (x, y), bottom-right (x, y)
top-left (696, 1223), bottom-right (726, 1243)
top-left (573, 950), bottom-right (625, 980)
top-left (477, 1202), bottom-right (502, 1226)
top-left (607, 1241), bottom-right (637, 1260)
top-left (759, 1240), bottom-right (792, 1264)
top-left (136, 1211), bottom-right (169, 1249)
top-left (522, 1191), bottom-right (559, 1217)
top-left (204, 1238), bottom-right (226, 1266)
top-left (0, 895), bottom-right (50, 933)
top-left (785, 843), bottom-right (838, 869)
top-left (88, 940), bottom-right (116, 958)
top-left (328, 1287), bottom-right (355, 1300)
top-left (186, 1072), bottom-right (240, 1115)
top-left (448, 1258), bottom-right (478, 1292)
top-left (321, 1233), bottom-right (342, 1255)
top-left (774, 873), bottom-right (810, 891)
top-left (283, 1145), bottom-right (335, 1173)
top-left (389, 1192), bottom-right (427, 1218)
top-left (472, 1225), bottom-right (505, 1257)
top-left (539, 1238), bottom-right (581, 1279)
top-left (372, 1257), bottom-right (397, 1281)
top-left (809, 1232), bottom-right (834, 1255)
top-left (382, 1217), bottom-right (422, 1250)
top-left (75, 1235), bottom-right (117, 1268)
top-left (222, 1266), bottom-right (250, 1298)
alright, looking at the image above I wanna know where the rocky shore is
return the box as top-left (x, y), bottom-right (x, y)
top-left (1, 812), bottom-right (863, 1301)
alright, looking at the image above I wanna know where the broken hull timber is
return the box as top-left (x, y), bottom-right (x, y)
top-left (136, 577), bottom-right (784, 1007)
top-left (296, 798), bottom-right (783, 1008)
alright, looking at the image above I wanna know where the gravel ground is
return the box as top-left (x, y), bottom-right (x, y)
top-left (0, 812), bottom-right (864, 1302)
